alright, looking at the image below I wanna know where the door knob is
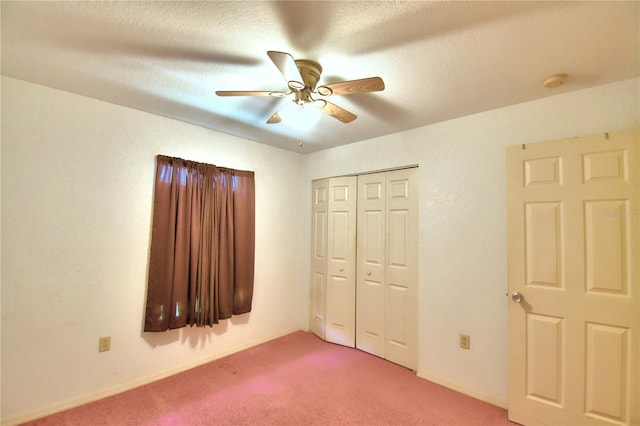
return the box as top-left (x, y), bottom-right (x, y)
top-left (511, 292), bottom-right (524, 303)
top-left (339, 267), bottom-right (343, 272)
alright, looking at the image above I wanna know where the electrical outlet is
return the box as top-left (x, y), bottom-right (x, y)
top-left (98, 336), bottom-right (111, 352)
top-left (459, 334), bottom-right (470, 350)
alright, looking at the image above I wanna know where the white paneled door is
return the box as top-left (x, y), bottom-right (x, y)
top-left (356, 172), bottom-right (387, 357)
top-left (309, 179), bottom-right (328, 339)
top-left (311, 168), bottom-right (418, 371)
top-left (325, 176), bottom-right (357, 347)
top-left (357, 169), bottom-right (418, 370)
top-left (507, 129), bottom-right (639, 425)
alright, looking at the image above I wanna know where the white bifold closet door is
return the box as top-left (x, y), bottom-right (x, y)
top-left (324, 176), bottom-right (358, 346)
top-left (309, 168), bottom-right (418, 370)
top-left (309, 179), bottom-right (329, 340)
top-left (309, 176), bottom-right (357, 346)
top-left (356, 169), bottom-right (418, 369)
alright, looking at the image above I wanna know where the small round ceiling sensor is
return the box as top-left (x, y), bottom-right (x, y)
top-left (543, 74), bottom-right (568, 88)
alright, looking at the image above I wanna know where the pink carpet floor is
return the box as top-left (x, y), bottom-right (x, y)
top-left (23, 331), bottom-right (515, 425)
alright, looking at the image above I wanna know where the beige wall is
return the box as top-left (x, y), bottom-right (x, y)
top-left (303, 77), bottom-right (640, 406)
top-left (1, 76), bottom-right (308, 423)
top-left (2, 75), bottom-right (638, 422)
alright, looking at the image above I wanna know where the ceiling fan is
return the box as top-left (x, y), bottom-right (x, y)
top-left (215, 51), bottom-right (385, 126)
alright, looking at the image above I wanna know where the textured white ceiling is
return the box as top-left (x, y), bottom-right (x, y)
top-left (2, 1), bottom-right (639, 153)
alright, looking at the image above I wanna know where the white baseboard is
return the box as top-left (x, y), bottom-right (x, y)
top-left (416, 369), bottom-right (508, 409)
top-left (3, 327), bottom-right (300, 426)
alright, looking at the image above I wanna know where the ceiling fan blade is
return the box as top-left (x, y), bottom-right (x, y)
top-left (267, 51), bottom-right (305, 90)
top-left (317, 77), bottom-right (385, 96)
top-left (215, 90), bottom-right (287, 97)
top-left (316, 100), bottom-right (357, 123)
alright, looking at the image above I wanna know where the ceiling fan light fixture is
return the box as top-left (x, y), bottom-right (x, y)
top-left (279, 100), bottom-right (321, 130)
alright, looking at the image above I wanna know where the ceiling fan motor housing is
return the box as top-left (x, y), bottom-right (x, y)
top-left (295, 59), bottom-right (322, 91)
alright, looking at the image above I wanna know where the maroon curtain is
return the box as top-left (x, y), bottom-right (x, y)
top-left (144, 155), bottom-right (255, 332)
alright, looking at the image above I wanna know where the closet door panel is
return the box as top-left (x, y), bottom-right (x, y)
top-left (357, 173), bottom-right (386, 357)
top-left (309, 179), bottom-right (328, 339)
top-left (326, 176), bottom-right (357, 347)
top-left (387, 283), bottom-right (410, 350)
top-left (326, 275), bottom-right (352, 344)
top-left (385, 168), bottom-right (418, 370)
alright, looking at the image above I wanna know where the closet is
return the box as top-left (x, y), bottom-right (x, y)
top-left (309, 168), bottom-right (418, 370)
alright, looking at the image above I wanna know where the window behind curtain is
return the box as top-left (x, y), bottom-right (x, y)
top-left (144, 155), bottom-right (255, 332)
